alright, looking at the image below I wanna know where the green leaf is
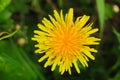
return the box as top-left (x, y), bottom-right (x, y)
top-left (105, 3), bottom-right (114, 19)
top-left (113, 28), bottom-right (120, 43)
top-left (0, 0), bottom-right (11, 12)
top-left (0, 40), bottom-right (46, 80)
top-left (96, 0), bottom-right (105, 38)
top-left (0, 10), bottom-right (12, 22)
top-left (0, 53), bottom-right (21, 73)
top-left (109, 72), bottom-right (120, 80)
top-left (0, 40), bottom-right (32, 80)
top-left (0, 47), bottom-right (26, 80)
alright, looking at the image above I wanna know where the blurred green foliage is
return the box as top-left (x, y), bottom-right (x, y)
top-left (0, 0), bottom-right (11, 12)
top-left (0, 0), bottom-right (120, 80)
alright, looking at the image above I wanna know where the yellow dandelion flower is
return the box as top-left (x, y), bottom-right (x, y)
top-left (32, 8), bottom-right (101, 75)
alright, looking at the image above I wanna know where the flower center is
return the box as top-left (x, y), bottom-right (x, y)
top-left (58, 29), bottom-right (76, 52)
top-left (49, 27), bottom-right (79, 53)
top-left (62, 34), bottom-right (71, 47)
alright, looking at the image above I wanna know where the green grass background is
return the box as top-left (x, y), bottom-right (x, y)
top-left (0, 0), bottom-right (120, 80)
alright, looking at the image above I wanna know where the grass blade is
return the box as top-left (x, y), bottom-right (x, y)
top-left (96, 0), bottom-right (105, 38)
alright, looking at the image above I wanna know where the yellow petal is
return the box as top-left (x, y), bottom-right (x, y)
top-left (77, 53), bottom-right (88, 67)
top-left (38, 55), bottom-right (48, 62)
top-left (75, 15), bottom-right (90, 30)
top-left (82, 48), bottom-right (95, 60)
top-left (87, 28), bottom-right (99, 34)
top-left (66, 8), bottom-right (73, 25)
top-left (51, 62), bottom-right (57, 71)
top-left (37, 24), bottom-right (51, 33)
top-left (60, 10), bottom-right (65, 24)
top-left (68, 67), bottom-right (72, 75)
top-left (42, 18), bottom-right (55, 30)
top-left (73, 60), bottom-right (80, 73)
top-left (34, 30), bottom-right (48, 36)
top-left (54, 10), bottom-right (61, 23)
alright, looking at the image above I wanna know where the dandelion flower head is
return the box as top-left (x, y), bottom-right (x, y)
top-left (32, 8), bottom-right (101, 75)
